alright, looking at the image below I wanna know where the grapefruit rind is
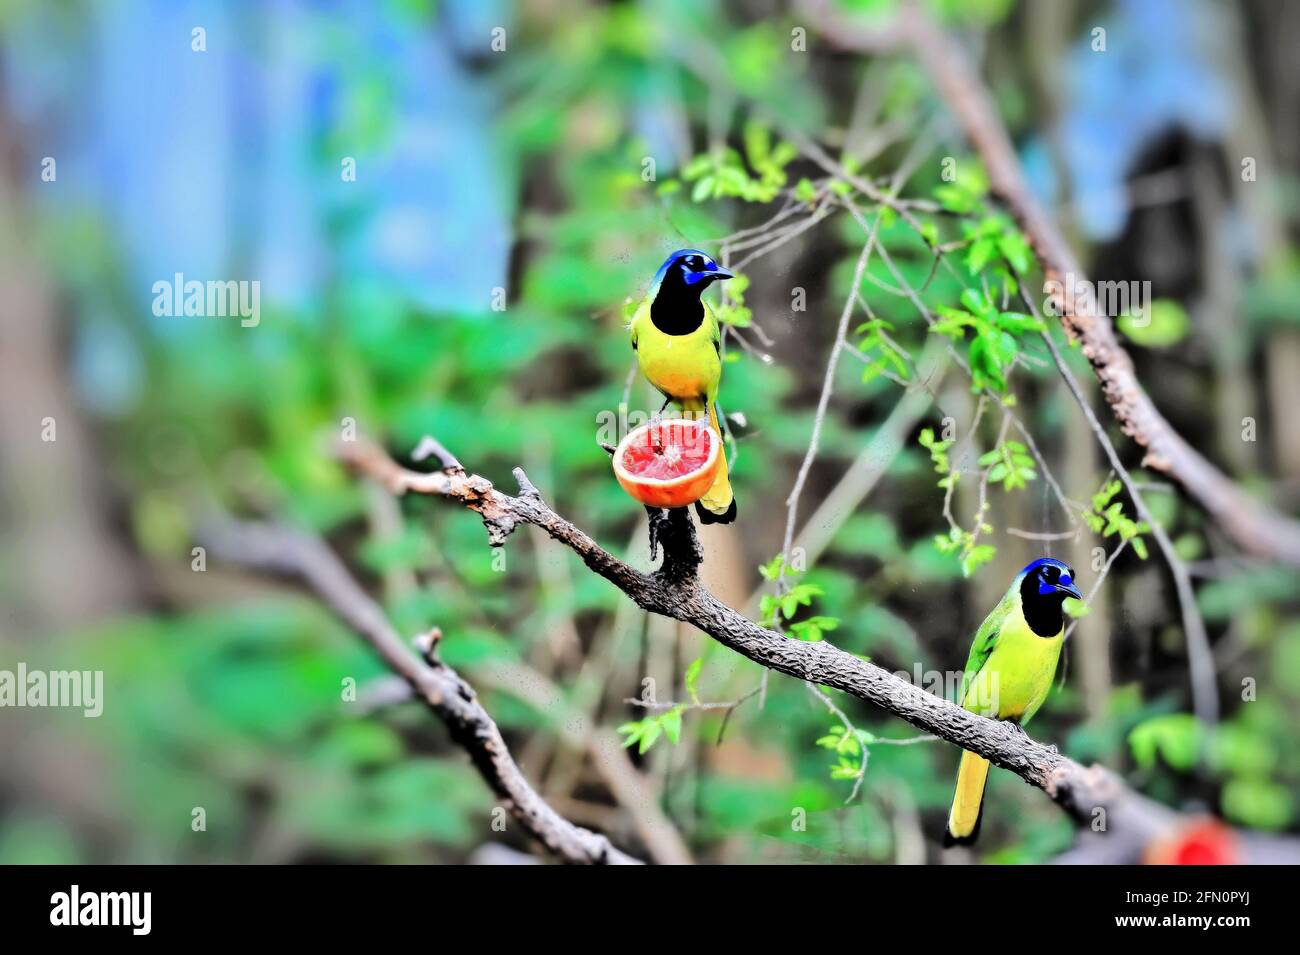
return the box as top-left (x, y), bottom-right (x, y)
top-left (612, 418), bottom-right (721, 509)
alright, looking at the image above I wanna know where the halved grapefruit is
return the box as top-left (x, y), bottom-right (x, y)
top-left (612, 417), bottom-right (721, 509)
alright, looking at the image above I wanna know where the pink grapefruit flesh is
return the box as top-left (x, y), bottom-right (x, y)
top-left (613, 418), bottom-right (721, 509)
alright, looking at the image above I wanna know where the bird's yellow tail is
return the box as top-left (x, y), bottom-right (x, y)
top-left (945, 750), bottom-right (990, 846)
top-left (696, 403), bottom-right (735, 524)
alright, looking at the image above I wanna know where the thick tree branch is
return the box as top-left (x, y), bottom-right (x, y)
top-left (338, 436), bottom-right (1192, 848)
top-left (199, 518), bottom-right (642, 866)
top-left (804, 0), bottom-right (1300, 566)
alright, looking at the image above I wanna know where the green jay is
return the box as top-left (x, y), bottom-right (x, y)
top-left (628, 248), bottom-right (736, 523)
top-left (945, 557), bottom-right (1081, 846)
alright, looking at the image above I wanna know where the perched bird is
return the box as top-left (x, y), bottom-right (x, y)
top-left (945, 557), bottom-right (1082, 846)
top-left (628, 248), bottom-right (736, 523)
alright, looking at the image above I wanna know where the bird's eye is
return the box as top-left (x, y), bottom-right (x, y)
top-left (1043, 566), bottom-right (1058, 580)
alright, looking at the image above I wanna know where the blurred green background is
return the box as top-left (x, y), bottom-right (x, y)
top-left (1, 0), bottom-right (1298, 864)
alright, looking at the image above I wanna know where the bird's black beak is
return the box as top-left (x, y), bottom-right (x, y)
top-left (1057, 581), bottom-right (1083, 600)
top-left (704, 266), bottom-right (733, 282)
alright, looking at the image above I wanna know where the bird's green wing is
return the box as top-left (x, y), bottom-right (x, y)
top-left (703, 301), bottom-right (723, 404)
top-left (958, 588), bottom-right (1017, 708)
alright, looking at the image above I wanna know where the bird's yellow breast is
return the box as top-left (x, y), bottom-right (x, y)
top-left (965, 604), bottom-right (1063, 724)
top-left (630, 302), bottom-right (721, 406)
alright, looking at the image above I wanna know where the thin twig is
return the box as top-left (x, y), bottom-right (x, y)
top-left (1039, 331), bottom-right (1218, 724)
top-left (779, 223), bottom-right (882, 585)
top-left (806, 682), bottom-right (870, 804)
top-left (1065, 538), bottom-right (1130, 641)
top-left (1006, 527), bottom-right (1080, 542)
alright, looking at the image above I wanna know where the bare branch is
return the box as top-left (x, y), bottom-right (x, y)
top-left (198, 518), bottom-right (643, 866)
top-left (1040, 330), bottom-right (1220, 724)
top-left (411, 435), bottom-right (463, 472)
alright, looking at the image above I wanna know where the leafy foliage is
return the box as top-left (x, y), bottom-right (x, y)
top-left (618, 705), bottom-right (685, 754)
top-left (676, 121), bottom-right (798, 204)
top-left (933, 287), bottom-right (1045, 392)
top-left (1085, 479), bottom-right (1151, 560)
top-left (816, 724), bottom-right (874, 781)
top-left (855, 317), bottom-right (912, 383)
top-left (979, 439), bottom-right (1037, 491)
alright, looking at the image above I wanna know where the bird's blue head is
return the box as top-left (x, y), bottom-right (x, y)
top-left (1021, 557), bottom-right (1082, 600)
top-left (652, 249), bottom-right (733, 293)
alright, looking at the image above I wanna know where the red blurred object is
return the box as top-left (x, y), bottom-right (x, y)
top-left (1144, 818), bottom-right (1241, 865)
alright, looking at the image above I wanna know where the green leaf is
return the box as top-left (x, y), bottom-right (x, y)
top-left (743, 120), bottom-right (771, 168)
top-left (1221, 777), bottom-right (1293, 830)
top-left (1210, 724), bottom-right (1277, 776)
top-left (661, 707), bottom-right (684, 745)
top-left (758, 554), bottom-right (785, 581)
top-left (961, 544), bottom-right (997, 577)
top-left (994, 311), bottom-right (1044, 335)
top-left (637, 719), bottom-right (662, 754)
top-left (1118, 299), bottom-right (1190, 348)
top-left (684, 658), bottom-right (704, 702)
top-left (960, 287), bottom-right (989, 314)
top-left (1128, 714), bottom-right (1204, 771)
top-left (830, 762), bottom-right (860, 780)
top-left (683, 154), bottom-right (713, 178)
top-left (932, 309), bottom-right (973, 340)
top-left (934, 184), bottom-right (973, 213)
top-left (616, 720), bottom-right (645, 749)
top-left (1092, 480), bottom-right (1122, 511)
top-left (997, 231), bottom-right (1033, 274)
top-left (966, 237), bottom-right (995, 274)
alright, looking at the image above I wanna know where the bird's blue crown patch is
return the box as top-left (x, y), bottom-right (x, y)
top-left (653, 248), bottom-right (719, 288)
top-left (1022, 557), bottom-right (1075, 596)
